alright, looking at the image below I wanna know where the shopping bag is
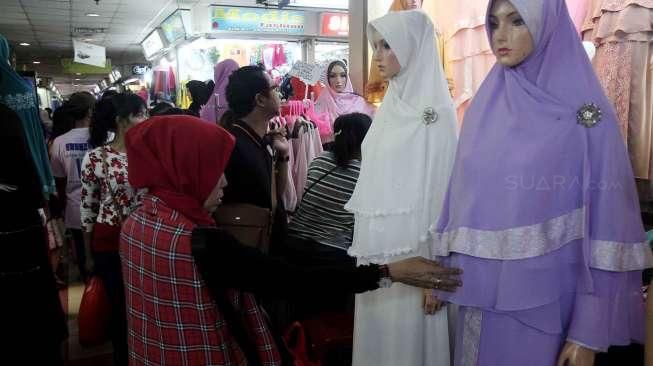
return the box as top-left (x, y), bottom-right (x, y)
top-left (78, 276), bottom-right (111, 347)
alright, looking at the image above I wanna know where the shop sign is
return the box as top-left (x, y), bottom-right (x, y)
top-left (289, 61), bottom-right (323, 85)
top-left (161, 10), bottom-right (187, 44)
top-left (61, 58), bottom-right (112, 75)
top-left (210, 6), bottom-right (305, 35)
top-left (320, 13), bottom-right (348, 37)
top-left (141, 29), bottom-right (166, 59)
top-left (73, 40), bottom-right (107, 68)
top-left (131, 65), bottom-right (149, 75)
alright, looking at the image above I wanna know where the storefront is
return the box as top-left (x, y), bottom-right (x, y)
top-left (139, 3), bottom-right (350, 108)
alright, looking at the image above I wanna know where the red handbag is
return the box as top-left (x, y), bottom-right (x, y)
top-left (78, 276), bottom-right (111, 347)
top-left (283, 322), bottom-right (321, 366)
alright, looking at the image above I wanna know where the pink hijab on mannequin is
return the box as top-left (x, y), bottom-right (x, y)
top-left (200, 59), bottom-right (240, 124)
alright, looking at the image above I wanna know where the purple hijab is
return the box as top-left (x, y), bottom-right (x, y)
top-left (200, 59), bottom-right (239, 124)
top-left (434, 0), bottom-right (653, 350)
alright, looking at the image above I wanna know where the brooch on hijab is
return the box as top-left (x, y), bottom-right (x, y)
top-left (423, 107), bottom-right (438, 125)
top-left (577, 103), bottom-right (602, 128)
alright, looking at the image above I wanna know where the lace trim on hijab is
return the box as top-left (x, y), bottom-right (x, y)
top-left (434, 207), bottom-right (653, 271)
top-left (349, 240), bottom-right (433, 265)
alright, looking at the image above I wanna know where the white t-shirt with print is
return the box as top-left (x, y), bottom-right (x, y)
top-left (50, 127), bottom-right (90, 229)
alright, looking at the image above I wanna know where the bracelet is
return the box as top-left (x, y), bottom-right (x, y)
top-left (276, 155), bottom-right (290, 163)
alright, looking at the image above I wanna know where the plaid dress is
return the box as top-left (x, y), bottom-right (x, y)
top-left (120, 195), bottom-right (281, 366)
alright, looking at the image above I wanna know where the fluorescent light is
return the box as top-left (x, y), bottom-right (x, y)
top-left (19, 42), bottom-right (30, 46)
top-left (86, 13), bottom-right (100, 17)
top-left (75, 78), bottom-right (81, 81)
top-left (83, 38), bottom-right (93, 42)
top-left (73, 84), bottom-right (80, 87)
top-left (32, 61), bottom-right (40, 64)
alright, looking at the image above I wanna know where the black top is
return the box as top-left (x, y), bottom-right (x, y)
top-left (0, 103), bottom-right (43, 231)
top-left (223, 121), bottom-right (287, 247)
top-left (191, 227), bottom-right (381, 299)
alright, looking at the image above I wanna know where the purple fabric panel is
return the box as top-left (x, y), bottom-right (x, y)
top-left (567, 269), bottom-right (645, 351)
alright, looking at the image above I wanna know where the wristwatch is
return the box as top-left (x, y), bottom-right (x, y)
top-left (378, 264), bottom-right (393, 288)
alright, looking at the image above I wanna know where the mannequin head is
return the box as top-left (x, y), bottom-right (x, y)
top-left (489, 0), bottom-right (534, 67)
top-left (327, 61), bottom-right (348, 93)
top-left (372, 38), bottom-right (401, 80)
top-left (403, 0), bottom-right (422, 9)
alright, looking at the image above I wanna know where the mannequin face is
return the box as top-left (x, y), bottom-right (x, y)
top-left (328, 64), bottom-right (348, 93)
top-left (489, 0), bottom-right (534, 67)
top-left (372, 38), bottom-right (401, 80)
top-left (404, 0), bottom-right (422, 9)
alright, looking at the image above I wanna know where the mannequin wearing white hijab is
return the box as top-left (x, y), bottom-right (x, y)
top-left (346, 10), bottom-right (457, 366)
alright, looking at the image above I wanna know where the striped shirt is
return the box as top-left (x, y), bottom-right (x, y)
top-left (288, 151), bottom-right (360, 250)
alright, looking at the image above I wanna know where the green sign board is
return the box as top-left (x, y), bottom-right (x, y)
top-left (61, 58), bottom-right (112, 74)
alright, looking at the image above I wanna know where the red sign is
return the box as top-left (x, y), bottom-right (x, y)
top-left (320, 13), bottom-right (349, 37)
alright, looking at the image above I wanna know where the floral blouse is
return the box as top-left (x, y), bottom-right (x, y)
top-left (80, 146), bottom-right (141, 232)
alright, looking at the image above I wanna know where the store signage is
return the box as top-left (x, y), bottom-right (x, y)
top-left (141, 29), bottom-right (166, 59)
top-left (73, 40), bottom-right (107, 68)
top-left (320, 13), bottom-right (348, 37)
top-left (289, 61), bottom-right (322, 85)
top-left (161, 11), bottom-right (187, 44)
top-left (61, 58), bottom-right (112, 74)
top-left (131, 65), bottom-right (149, 75)
top-left (210, 6), bottom-right (305, 35)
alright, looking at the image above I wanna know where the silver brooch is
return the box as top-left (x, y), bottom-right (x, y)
top-left (577, 103), bottom-right (602, 128)
top-left (423, 107), bottom-right (438, 125)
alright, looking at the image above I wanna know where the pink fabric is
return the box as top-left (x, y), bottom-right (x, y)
top-left (314, 72), bottom-right (375, 129)
top-left (566, 0), bottom-right (591, 32)
top-left (200, 59), bottom-right (239, 124)
top-left (292, 132), bottom-right (309, 203)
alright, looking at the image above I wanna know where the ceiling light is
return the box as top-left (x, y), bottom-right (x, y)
top-left (83, 38), bottom-right (93, 42)
top-left (86, 13), bottom-right (100, 17)
top-left (19, 42), bottom-right (30, 46)
top-left (75, 78), bottom-right (81, 81)
top-left (32, 61), bottom-right (40, 64)
top-left (73, 84), bottom-right (80, 87)
top-left (76, 73), bottom-right (82, 76)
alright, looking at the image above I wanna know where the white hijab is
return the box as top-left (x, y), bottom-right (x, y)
top-left (346, 10), bottom-right (458, 263)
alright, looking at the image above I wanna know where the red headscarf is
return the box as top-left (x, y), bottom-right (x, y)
top-left (126, 115), bottom-right (235, 225)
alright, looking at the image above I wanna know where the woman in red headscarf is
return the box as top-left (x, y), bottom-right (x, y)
top-left (121, 115), bottom-right (461, 366)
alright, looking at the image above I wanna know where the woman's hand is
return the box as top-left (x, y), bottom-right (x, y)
top-left (556, 342), bottom-right (596, 366)
top-left (423, 289), bottom-right (444, 315)
top-left (387, 257), bottom-right (462, 291)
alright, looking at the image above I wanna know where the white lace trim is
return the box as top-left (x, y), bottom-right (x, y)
top-left (434, 208), bottom-right (585, 259)
top-left (349, 245), bottom-right (421, 265)
top-left (591, 240), bottom-right (653, 271)
top-left (461, 307), bottom-right (483, 366)
top-left (435, 207), bottom-right (653, 271)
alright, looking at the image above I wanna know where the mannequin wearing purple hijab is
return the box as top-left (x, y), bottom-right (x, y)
top-left (200, 59), bottom-right (239, 124)
top-left (432, 0), bottom-right (653, 365)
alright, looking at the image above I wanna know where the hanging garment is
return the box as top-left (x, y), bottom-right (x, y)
top-left (347, 10), bottom-right (457, 366)
top-left (424, 0), bottom-right (496, 126)
top-left (0, 34), bottom-right (54, 195)
top-left (582, 0), bottom-right (653, 183)
top-left (434, 1), bottom-right (653, 365)
top-left (566, 0), bottom-right (592, 33)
